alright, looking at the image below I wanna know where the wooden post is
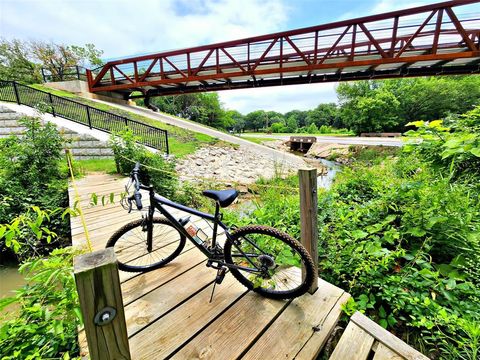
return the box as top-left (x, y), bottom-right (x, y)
top-left (74, 248), bottom-right (131, 360)
top-left (299, 168), bottom-right (319, 294)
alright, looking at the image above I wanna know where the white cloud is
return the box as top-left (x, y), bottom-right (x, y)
top-left (219, 83), bottom-right (338, 114)
top-left (0, 0), bottom-right (288, 59)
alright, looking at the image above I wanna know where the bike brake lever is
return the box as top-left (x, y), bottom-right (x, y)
top-left (127, 198), bottom-right (133, 213)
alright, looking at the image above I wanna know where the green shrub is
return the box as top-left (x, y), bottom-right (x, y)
top-left (110, 129), bottom-right (178, 200)
top-left (0, 117), bottom-right (69, 261)
top-left (0, 247), bottom-right (81, 360)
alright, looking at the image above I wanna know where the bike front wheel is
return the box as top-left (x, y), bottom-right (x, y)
top-left (106, 217), bottom-right (186, 272)
top-left (224, 225), bottom-right (315, 299)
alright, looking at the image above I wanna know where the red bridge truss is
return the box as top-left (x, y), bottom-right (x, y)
top-left (86, 0), bottom-right (480, 99)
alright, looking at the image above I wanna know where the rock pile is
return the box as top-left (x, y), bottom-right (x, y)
top-left (175, 145), bottom-right (305, 185)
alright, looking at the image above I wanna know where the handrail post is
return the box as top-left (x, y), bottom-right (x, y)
top-left (86, 106), bottom-right (92, 128)
top-left (48, 93), bottom-right (56, 117)
top-left (165, 130), bottom-right (169, 154)
top-left (299, 168), bottom-right (319, 294)
top-left (12, 82), bottom-right (20, 105)
top-left (74, 248), bottom-right (131, 360)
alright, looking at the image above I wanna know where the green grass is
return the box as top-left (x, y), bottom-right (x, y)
top-left (31, 84), bottom-right (223, 158)
top-left (74, 158), bottom-right (117, 174)
top-left (242, 136), bottom-right (278, 145)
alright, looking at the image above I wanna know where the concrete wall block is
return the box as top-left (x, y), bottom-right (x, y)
top-left (3, 119), bottom-right (21, 127)
top-left (99, 148), bottom-right (114, 155)
top-left (0, 113), bottom-right (23, 120)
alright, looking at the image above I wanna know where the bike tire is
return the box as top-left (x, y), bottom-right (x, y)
top-left (107, 217), bottom-right (186, 272)
top-left (224, 225), bottom-right (315, 299)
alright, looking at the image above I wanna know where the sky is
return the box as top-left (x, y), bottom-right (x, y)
top-left (0, 0), bottom-right (439, 113)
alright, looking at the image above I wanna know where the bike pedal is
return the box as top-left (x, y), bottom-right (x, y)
top-left (215, 268), bottom-right (227, 284)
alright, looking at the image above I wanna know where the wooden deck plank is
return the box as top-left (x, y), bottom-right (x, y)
top-left (129, 276), bottom-right (247, 360)
top-left (329, 321), bottom-right (375, 360)
top-left (171, 292), bottom-right (288, 360)
top-left (241, 278), bottom-right (346, 360)
top-left (295, 292), bottom-right (351, 360)
top-left (350, 312), bottom-right (429, 360)
top-left (121, 246), bottom-right (204, 304)
top-left (72, 174), bottom-right (351, 360)
top-left (373, 343), bottom-right (404, 360)
top-left (124, 262), bottom-right (218, 336)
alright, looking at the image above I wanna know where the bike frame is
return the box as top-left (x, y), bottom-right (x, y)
top-left (139, 184), bottom-right (263, 273)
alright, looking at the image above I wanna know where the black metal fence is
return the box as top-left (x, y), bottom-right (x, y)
top-left (41, 66), bottom-right (88, 82)
top-left (0, 80), bottom-right (169, 153)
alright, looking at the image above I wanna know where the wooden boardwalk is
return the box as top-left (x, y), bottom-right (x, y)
top-left (70, 173), bottom-right (350, 359)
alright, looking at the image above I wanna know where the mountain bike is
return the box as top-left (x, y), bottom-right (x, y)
top-left (106, 163), bottom-right (315, 299)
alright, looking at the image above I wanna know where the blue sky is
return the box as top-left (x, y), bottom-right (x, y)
top-left (0, 0), bottom-right (437, 113)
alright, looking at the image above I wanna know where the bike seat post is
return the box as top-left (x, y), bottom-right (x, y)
top-left (211, 202), bottom-right (221, 248)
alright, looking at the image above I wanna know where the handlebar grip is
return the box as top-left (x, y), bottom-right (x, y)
top-left (133, 191), bottom-right (143, 210)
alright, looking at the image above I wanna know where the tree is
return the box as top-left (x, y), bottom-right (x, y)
top-left (31, 41), bottom-right (103, 81)
top-left (341, 90), bottom-right (400, 134)
top-left (0, 38), bottom-right (41, 83)
top-left (284, 110), bottom-right (308, 128)
top-left (0, 38), bottom-right (104, 83)
top-left (245, 110), bottom-right (266, 132)
top-left (306, 103), bottom-right (339, 127)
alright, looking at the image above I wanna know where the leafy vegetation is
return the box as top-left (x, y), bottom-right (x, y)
top-left (0, 38), bottom-right (103, 82)
top-left (0, 244), bottom-right (81, 360)
top-left (225, 105), bottom-right (480, 359)
top-left (0, 117), bottom-right (69, 262)
top-left (337, 76), bottom-right (480, 134)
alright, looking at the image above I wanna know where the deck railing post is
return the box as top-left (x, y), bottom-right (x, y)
top-left (74, 248), bottom-right (131, 360)
top-left (12, 82), bottom-right (20, 105)
top-left (48, 93), bottom-right (56, 117)
top-left (299, 168), bottom-right (319, 294)
top-left (86, 105), bottom-right (92, 128)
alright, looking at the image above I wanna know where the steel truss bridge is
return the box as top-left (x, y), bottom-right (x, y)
top-left (86, 0), bottom-right (480, 100)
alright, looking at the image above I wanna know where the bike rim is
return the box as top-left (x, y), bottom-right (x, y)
top-left (114, 223), bottom-right (182, 268)
top-left (230, 233), bottom-right (307, 292)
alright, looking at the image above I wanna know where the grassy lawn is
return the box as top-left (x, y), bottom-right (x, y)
top-left (74, 158), bottom-right (117, 174)
top-left (242, 136), bottom-right (278, 145)
top-left (242, 132), bottom-right (355, 137)
top-left (32, 84), bottom-right (224, 158)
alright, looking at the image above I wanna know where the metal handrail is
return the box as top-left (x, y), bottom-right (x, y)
top-left (0, 80), bottom-right (169, 153)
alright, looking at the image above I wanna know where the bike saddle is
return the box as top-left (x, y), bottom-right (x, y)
top-left (202, 189), bottom-right (239, 207)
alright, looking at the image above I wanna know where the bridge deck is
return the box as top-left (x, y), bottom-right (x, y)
top-left (70, 173), bottom-right (350, 360)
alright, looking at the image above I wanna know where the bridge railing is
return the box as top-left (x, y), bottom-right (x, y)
top-left (86, 0), bottom-right (480, 95)
top-left (0, 80), bottom-right (169, 154)
top-left (41, 66), bottom-right (88, 82)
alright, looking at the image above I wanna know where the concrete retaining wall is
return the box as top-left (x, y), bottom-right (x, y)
top-left (0, 105), bottom-right (113, 160)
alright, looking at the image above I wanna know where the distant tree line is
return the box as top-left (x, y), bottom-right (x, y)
top-left (146, 76), bottom-right (480, 135)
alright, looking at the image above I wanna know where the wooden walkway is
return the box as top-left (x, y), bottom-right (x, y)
top-left (70, 173), bottom-right (350, 359)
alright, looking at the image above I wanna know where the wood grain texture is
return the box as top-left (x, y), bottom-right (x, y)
top-left (129, 276), bottom-right (247, 359)
top-left (74, 249), bottom-right (131, 360)
top-left (329, 321), bottom-right (375, 360)
top-left (299, 168), bottom-right (319, 294)
top-left (124, 261), bottom-right (217, 336)
top-left (242, 278), bottom-right (346, 360)
top-left (373, 342), bottom-right (404, 360)
top-left (295, 292), bottom-right (351, 360)
top-left (351, 312), bottom-right (429, 360)
top-left (171, 292), bottom-right (288, 360)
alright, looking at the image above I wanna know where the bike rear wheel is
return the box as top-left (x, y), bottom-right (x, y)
top-left (107, 217), bottom-right (186, 272)
top-left (224, 225), bottom-right (315, 299)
